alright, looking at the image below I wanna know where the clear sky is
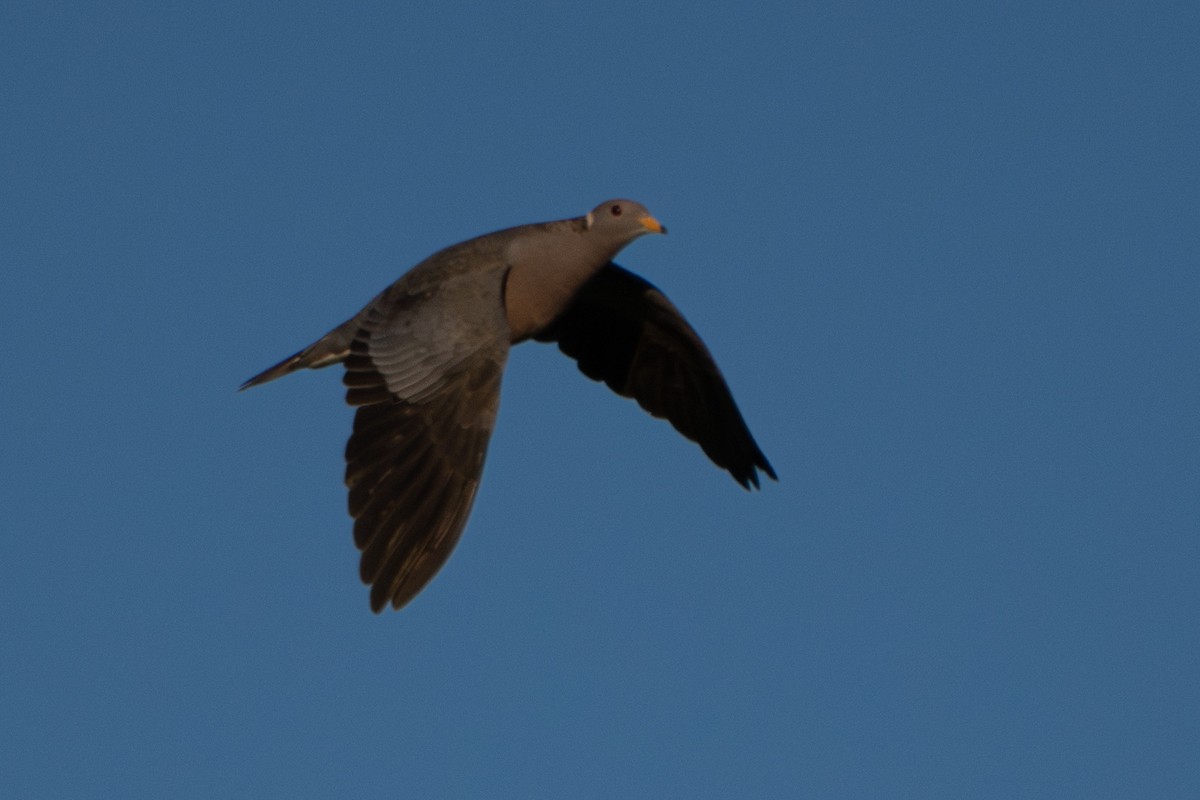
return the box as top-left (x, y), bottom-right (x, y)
top-left (3, 2), bottom-right (1198, 798)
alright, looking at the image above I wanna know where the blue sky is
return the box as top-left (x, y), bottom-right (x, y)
top-left (3, 2), bottom-right (1198, 797)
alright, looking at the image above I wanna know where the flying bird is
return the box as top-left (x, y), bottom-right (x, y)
top-left (242, 199), bottom-right (775, 612)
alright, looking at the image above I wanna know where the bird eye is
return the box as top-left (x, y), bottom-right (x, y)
top-left (610, 205), bottom-right (622, 216)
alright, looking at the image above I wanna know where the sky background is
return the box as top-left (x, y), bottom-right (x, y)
top-left (3, 2), bottom-right (1198, 797)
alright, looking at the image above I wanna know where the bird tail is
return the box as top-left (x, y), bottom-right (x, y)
top-left (240, 317), bottom-right (359, 391)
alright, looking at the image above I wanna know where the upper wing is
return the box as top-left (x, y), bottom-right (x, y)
top-left (536, 263), bottom-right (776, 489)
top-left (343, 268), bottom-right (510, 612)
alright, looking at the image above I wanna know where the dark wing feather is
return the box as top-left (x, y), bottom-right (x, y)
top-left (343, 337), bottom-right (505, 612)
top-left (536, 263), bottom-right (776, 489)
top-left (341, 268), bottom-right (510, 612)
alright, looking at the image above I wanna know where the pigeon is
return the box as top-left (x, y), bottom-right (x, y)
top-left (243, 199), bottom-right (775, 611)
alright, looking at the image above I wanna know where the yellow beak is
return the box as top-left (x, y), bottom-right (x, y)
top-left (639, 216), bottom-right (667, 235)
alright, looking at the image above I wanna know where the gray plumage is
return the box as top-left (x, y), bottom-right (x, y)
top-left (242, 199), bottom-right (775, 612)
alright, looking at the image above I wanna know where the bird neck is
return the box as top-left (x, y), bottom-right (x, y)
top-left (503, 229), bottom-right (614, 342)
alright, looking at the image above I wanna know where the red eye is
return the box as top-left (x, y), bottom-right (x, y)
top-left (610, 205), bottom-right (622, 216)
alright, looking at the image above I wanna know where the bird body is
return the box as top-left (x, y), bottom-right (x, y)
top-left (244, 200), bottom-right (773, 612)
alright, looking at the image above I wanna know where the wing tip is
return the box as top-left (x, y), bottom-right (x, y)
top-left (732, 453), bottom-right (777, 491)
top-left (760, 457), bottom-right (778, 484)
